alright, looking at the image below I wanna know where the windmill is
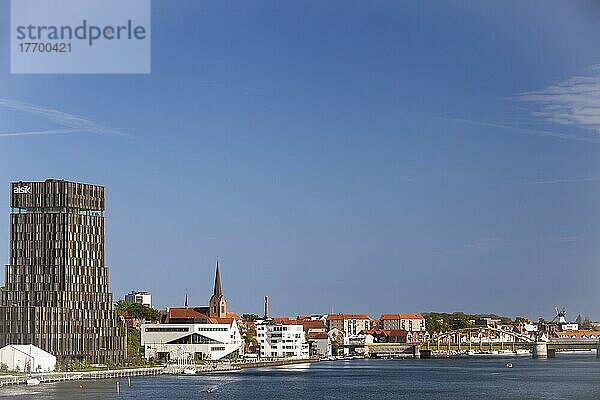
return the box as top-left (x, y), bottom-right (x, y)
top-left (551, 307), bottom-right (567, 324)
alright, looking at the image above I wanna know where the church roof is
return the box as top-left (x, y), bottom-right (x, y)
top-left (213, 259), bottom-right (223, 298)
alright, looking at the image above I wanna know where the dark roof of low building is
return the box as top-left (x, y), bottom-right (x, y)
top-left (308, 332), bottom-right (329, 340)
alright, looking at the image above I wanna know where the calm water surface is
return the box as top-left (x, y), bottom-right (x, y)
top-left (1, 355), bottom-right (599, 399)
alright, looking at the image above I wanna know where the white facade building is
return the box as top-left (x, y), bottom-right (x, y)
top-left (125, 291), bottom-right (152, 308)
top-left (256, 320), bottom-right (309, 359)
top-left (561, 323), bottom-right (579, 331)
top-left (141, 319), bottom-right (242, 361)
top-left (0, 344), bottom-right (56, 372)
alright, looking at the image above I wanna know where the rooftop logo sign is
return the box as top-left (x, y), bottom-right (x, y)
top-left (10, 0), bottom-right (151, 74)
top-left (13, 186), bottom-right (31, 194)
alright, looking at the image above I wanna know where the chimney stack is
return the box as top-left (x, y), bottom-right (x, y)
top-left (264, 295), bottom-right (269, 319)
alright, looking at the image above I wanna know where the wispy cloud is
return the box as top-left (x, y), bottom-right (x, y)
top-left (520, 177), bottom-right (600, 185)
top-left (446, 238), bottom-right (505, 256)
top-left (0, 98), bottom-right (124, 138)
top-left (0, 128), bottom-right (79, 138)
top-left (517, 65), bottom-right (600, 132)
top-left (447, 118), bottom-right (600, 144)
top-left (547, 235), bottom-right (580, 244)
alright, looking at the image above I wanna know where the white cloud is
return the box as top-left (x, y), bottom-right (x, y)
top-left (517, 66), bottom-right (600, 132)
top-left (0, 98), bottom-right (124, 138)
top-left (447, 118), bottom-right (600, 144)
top-left (0, 128), bottom-right (79, 138)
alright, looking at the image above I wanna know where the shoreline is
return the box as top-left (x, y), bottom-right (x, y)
top-left (0, 358), bottom-right (319, 387)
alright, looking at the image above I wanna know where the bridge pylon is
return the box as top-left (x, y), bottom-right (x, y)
top-left (413, 345), bottom-right (420, 359)
top-left (532, 342), bottom-right (548, 359)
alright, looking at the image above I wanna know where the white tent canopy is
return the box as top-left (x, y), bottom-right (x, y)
top-left (0, 344), bottom-right (56, 373)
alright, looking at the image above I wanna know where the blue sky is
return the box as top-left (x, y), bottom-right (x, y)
top-left (1, 1), bottom-right (600, 321)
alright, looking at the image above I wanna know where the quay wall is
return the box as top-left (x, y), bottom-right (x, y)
top-left (0, 367), bottom-right (164, 387)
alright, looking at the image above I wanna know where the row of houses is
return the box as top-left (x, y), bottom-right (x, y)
top-left (248, 313), bottom-right (428, 359)
top-left (139, 310), bottom-right (429, 361)
top-left (135, 263), bottom-right (436, 361)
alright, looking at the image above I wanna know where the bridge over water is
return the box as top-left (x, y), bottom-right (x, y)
top-left (356, 327), bottom-right (600, 359)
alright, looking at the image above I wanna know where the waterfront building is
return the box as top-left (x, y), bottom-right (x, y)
top-left (474, 317), bottom-right (502, 328)
top-left (301, 319), bottom-right (327, 334)
top-left (141, 262), bottom-right (242, 361)
top-left (327, 327), bottom-right (346, 356)
top-left (360, 329), bottom-right (431, 344)
top-left (326, 314), bottom-right (372, 336)
top-left (307, 331), bottom-right (330, 357)
top-left (0, 344), bottom-right (56, 372)
top-left (561, 323), bottom-right (579, 331)
top-left (0, 180), bottom-right (126, 363)
top-left (379, 314), bottom-right (426, 331)
top-left (555, 330), bottom-right (600, 339)
top-left (124, 291), bottom-right (152, 308)
top-left (256, 319), bottom-right (309, 359)
top-left (140, 313), bottom-right (242, 361)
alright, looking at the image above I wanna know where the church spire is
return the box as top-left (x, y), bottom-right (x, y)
top-left (208, 257), bottom-right (227, 318)
top-left (213, 257), bottom-right (222, 298)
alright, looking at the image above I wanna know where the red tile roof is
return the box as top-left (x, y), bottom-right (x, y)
top-left (226, 312), bottom-right (241, 320)
top-left (166, 307), bottom-right (208, 321)
top-left (387, 330), bottom-right (409, 337)
top-left (360, 329), bottom-right (392, 336)
top-left (308, 332), bottom-right (329, 340)
top-left (380, 313), bottom-right (424, 320)
top-left (326, 314), bottom-right (371, 321)
top-left (555, 330), bottom-right (600, 338)
top-left (302, 320), bottom-right (326, 330)
top-left (207, 317), bottom-right (235, 325)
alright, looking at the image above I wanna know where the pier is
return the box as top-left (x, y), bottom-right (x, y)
top-left (0, 367), bottom-right (164, 387)
top-left (164, 358), bottom-right (319, 374)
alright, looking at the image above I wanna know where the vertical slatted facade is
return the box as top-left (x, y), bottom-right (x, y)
top-left (0, 180), bottom-right (126, 363)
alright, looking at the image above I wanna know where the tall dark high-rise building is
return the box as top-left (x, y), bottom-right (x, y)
top-left (0, 179), bottom-right (125, 363)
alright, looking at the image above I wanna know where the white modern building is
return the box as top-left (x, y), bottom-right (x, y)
top-left (141, 318), bottom-right (242, 361)
top-left (141, 262), bottom-right (243, 362)
top-left (256, 320), bottom-right (309, 359)
top-left (125, 291), bottom-right (152, 308)
top-left (0, 344), bottom-right (56, 372)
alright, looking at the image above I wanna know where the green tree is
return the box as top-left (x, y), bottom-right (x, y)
top-left (575, 315), bottom-right (593, 330)
top-left (242, 314), bottom-right (258, 322)
top-left (115, 300), bottom-right (130, 316)
top-left (243, 331), bottom-right (256, 344)
top-left (127, 327), bottom-right (141, 357)
top-left (114, 301), bottom-right (161, 321)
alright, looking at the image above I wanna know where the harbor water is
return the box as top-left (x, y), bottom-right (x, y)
top-left (1, 355), bottom-right (599, 399)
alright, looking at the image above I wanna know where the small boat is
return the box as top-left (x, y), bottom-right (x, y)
top-left (26, 376), bottom-right (40, 385)
top-left (183, 368), bottom-right (197, 375)
top-left (206, 387), bottom-right (214, 394)
top-left (505, 363), bottom-right (513, 368)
